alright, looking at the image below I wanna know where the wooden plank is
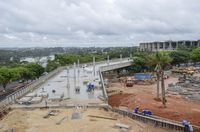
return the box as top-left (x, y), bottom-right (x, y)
top-left (43, 110), bottom-right (53, 118)
top-left (56, 116), bottom-right (67, 125)
top-left (88, 115), bottom-right (117, 120)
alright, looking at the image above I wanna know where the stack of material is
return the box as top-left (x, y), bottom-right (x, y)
top-left (17, 96), bottom-right (32, 104)
top-left (30, 96), bottom-right (43, 104)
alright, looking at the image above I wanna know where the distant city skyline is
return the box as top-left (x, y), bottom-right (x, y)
top-left (0, 0), bottom-right (200, 47)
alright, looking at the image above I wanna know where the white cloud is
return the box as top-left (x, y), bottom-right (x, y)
top-left (0, 0), bottom-right (200, 47)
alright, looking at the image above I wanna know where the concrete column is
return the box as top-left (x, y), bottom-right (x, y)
top-left (120, 54), bottom-right (122, 63)
top-left (107, 55), bottom-right (109, 65)
top-left (190, 41), bottom-right (192, 48)
top-left (176, 42), bottom-right (178, 49)
top-left (77, 59), bottom-right (80, 75)
top-left (93, 56), bottom-right (95, 76)
top-left (157, 43), bottom-right (159, 51)
top-left (198, 40), bottom-right (200, 47)
top-left (146, 43), bottom-right (149, 51)
top-left (67, 67), bottom-right (70, 89)
top-left (162, 43), bottom-right (165, 50)
top-left (152, 43), bottom-right (155, 51)
top-left (73, 62), bottom-right (76, 78)
top-left (169, 41), bottom-right (172, 50)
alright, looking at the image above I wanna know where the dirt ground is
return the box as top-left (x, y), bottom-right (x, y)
top-left (0, 108), bottom-right (168, 132)
top-left (108, 77), bottom-right (200, 126)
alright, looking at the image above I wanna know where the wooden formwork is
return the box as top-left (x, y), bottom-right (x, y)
top-left (112, 108), bottom-right (200, 132)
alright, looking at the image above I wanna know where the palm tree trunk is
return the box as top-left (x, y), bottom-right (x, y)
top-left (156, 72), bottom-right (160, 98)
top-left (161, 70), bottom-right (166, 107)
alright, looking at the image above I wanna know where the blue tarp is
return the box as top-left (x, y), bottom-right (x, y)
top-left (195, 64), bottom-right (200, 67)
top-left (134, 73), bottom-right (152, 80)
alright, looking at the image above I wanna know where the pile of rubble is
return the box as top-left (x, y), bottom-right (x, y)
top-left (167, 79), bottom-right (200, 100)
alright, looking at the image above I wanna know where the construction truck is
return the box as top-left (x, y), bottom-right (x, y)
top-left (125, 77), bottom-right (135, 87)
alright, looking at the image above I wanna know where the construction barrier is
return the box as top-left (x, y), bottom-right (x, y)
top-left (112, 108), bottom-right (184, 131)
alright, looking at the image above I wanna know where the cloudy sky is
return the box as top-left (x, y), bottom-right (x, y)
top-left (0, 0), bottom-right (200, 47)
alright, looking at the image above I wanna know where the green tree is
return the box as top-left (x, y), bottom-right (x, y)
top-left (169, 50), bottom-right (190, 66)
top-left (0, 67), bottom-right (20, 91)
top-left (149, 52), bottom-right (172, 107)
top-left (191, 47), bottom-right (200, 63)
top-left (131, 52), bottom-right (151, 72)
top-left (17, 67), bottom-right (32, 82)
top-left (46, 60), bottom-right (59, 72)
top-left (25, 63), bottom-right (45, 79)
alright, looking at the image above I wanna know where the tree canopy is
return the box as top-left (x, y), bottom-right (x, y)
top-left (191, 47), bottom-right (200, 63)
top-left (169, 50), bottom-right (190, 66)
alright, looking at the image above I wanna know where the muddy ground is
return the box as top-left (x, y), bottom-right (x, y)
top-left (108, 77), bottom-right (200, 126)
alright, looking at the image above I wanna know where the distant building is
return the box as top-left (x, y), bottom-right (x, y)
top-left (140, 40), bottom-right (200, 51)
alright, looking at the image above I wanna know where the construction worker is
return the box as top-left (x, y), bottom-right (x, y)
top-left (133, 107), bottom-right (139, 114)
top-left (182, 120), bottom-right (190, 132)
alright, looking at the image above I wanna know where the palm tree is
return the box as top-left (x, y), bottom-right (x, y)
top-left (149, 52), bottom-right (172, 107)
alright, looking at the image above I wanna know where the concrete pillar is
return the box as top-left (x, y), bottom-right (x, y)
top-left (120, 54), bottom-right (122, 63)
top-left (77, 59), bottom-right (80, 75)
top-left (130, 53), bottom-right (132, 58)
top-left (198, 40), bottom-right (200, 47)
top-left (157, 42), bottom-right (160, 51)
top-left (176, 42), bottom-right (178, 49)
top-left (73, 62), bottom-right (76, 78)
top-left (163, 42), bottom-right (165, 50)
top-left (93, 56), bottom-right (95, 76)
top-left (152, 43), bottom-right (155, 51)
top-left (146, 43), bottom-right (149, 51)
top-left (107, 55), bottom-right (110, 65)
top-left (169, 41), bottom-right (172, 50)
top-left (67, 67), bottom-right (70, 89)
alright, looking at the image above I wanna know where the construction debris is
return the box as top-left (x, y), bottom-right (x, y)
top-left (71, 112), bottom-right (82, 119)
top-left (88, 115), bottom-right (117, 120)
top-left (56, 116), bottom-right (68, 125)
top-left (114, 123), bottom-right (130, 129)
top-left (6, 128), bottom-right (14, 132)
top-left (167, 75), bottom-right (200, 100)
top-left (43, 110), bottom-right (59, 118)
